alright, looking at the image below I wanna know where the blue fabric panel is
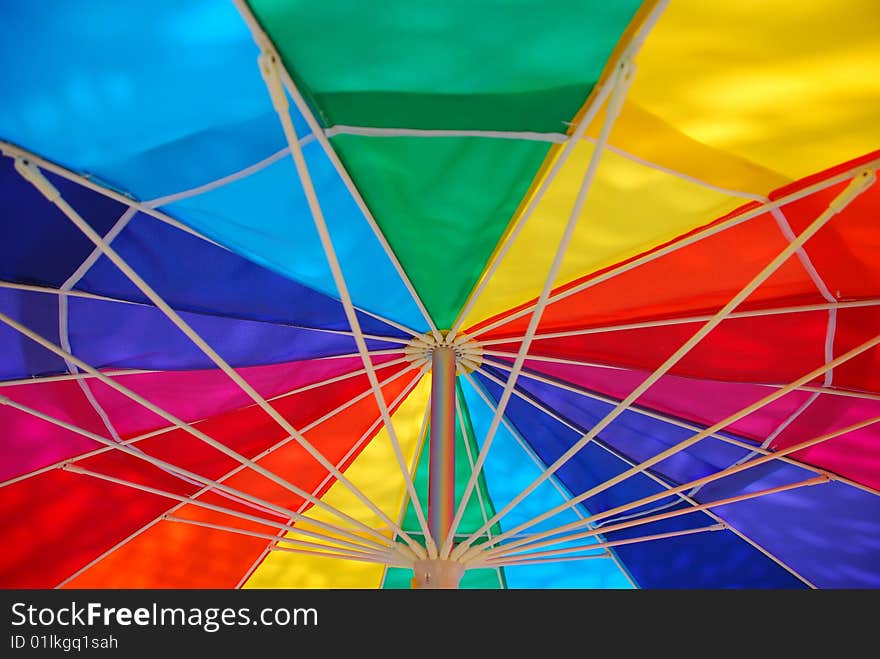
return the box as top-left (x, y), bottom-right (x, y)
top-left (0, 157), bottom-right (125, 287)
top-left (0, 0), bottom-right (294, 200)
top-left (698, 463), bottom-right (880, 588)
top-left (67, 297), bottom-right (400, 371)
top-left (164, 148), bottom-right (427, 332)
top-left (461, 376), bottom-right (633, 588)
top-left (605, 512), bottom-right (808, 589)
top-left (476, 368), bottom-right (808, 588)
top-left (475, 368), bottom-right (678, 516)
top-left (512, 367), bottom-right (760, 486)
top-left (80, 212), bottom-right (411, 337)
top-left (0, 289), bottom-right (67, 380)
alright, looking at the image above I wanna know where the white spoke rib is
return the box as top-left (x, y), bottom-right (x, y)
top-left (476, 397), bottom-right (880, 561)
top-left (257, 54), bottom-right (433, 559)
top-left (451, 169), bottom-right (876, 561)
top-left (0, 394), bottom-right (402, 554)
top-left (165, 516), bottom-right (403, 566)
top-left (472, 363), bottom-right (818, 585)
top-left (443, 53), bottom-right (641, 560)
top-left (485, 476), bottom-right (827, 563)
top-left (462, 332), bottom-right (880, 561)
top-left (447, 0), bottom-right (670, 340)
top-left (65, 464), bottom-right (395, 557)
top-left (479, 524), bottom-right (724, 568)
top-left (0, 308), bottom-right (421, 553)
top-left (233, 0), bottom-right (439, 342)
top-left (235, 371), bottom-right (426, 588)
top-left (467, 157), bottom-right (880, 340)
top-left (478, 299), bottom-right (880, 345)
top-left (11, 158), bottom-right (424, 557)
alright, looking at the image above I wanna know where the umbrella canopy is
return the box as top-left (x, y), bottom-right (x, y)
top-left (1, 0), bottom-right (879, 589)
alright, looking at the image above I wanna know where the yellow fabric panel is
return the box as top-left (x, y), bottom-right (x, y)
top-left (628, 0), bottom-right (880, 180)
top-left (590, 100), bottom-right (791, 195)
top-left (461, 144), bottom-right (742, 329)
top-left (242, 376), bottom-right (430, 588)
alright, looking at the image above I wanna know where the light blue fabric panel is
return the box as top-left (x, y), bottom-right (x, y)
top-left (164, 152), bottom-right (427, 331)
top-left (461, 377), bottom-right (633, 588)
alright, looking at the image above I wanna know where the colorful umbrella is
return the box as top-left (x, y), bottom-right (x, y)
top-left (1, 0), bottom-right (879, 590)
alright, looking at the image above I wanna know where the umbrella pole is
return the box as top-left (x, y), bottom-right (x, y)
top-left (413, 344), bottom-right (463, 588)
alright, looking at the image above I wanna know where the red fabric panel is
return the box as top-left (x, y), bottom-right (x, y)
top-left (0, 469), bottom-right (178, 587)
top-left (491, 311), bottom-right (828, 385)
top-left (60, 370), bottom-right (419, 588)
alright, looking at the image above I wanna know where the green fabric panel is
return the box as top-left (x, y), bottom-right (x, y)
top-left (247, 0), bottom-right (644, 131)
top-left (331, 135), bottom-right (550, 328)
top-left (383, 380), bottom-right (505, 588)
top-left (382, 567), bottom-right (503, 589)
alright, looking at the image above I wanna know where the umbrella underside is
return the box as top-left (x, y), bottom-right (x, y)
top-left (1, 0), bottom-right (879, 589)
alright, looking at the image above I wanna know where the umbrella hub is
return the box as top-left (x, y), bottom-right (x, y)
top-left (404, 332), bottom-right (483, 374)
top-left (411, 558), bottom-right (465, 589)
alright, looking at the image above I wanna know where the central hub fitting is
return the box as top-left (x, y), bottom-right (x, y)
top-left (403, 332), bottom-right (483, 374)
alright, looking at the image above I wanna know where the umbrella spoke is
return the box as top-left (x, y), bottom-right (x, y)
top-left (256, 52), bottom-right (434, 559)
top-left (452, 170), bottom-right (876, 561)
top-left (380, 390), bottom-right (433, 588)
top-left (454, 391), bottom-right (505, 586)
top-left (443, 48), bottom-right (644, 560)
top-left (0, 141), bottom-right (223, 247)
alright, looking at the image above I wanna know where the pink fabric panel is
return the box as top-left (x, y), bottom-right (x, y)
top-left (518, 358), bottom-right (814, 443)
top-left (771, 395), bottom-right (880, 491)
top-left (86, 355), bottom-right (395, 437)
top-left (0, 381), bottom-right (106, 482)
